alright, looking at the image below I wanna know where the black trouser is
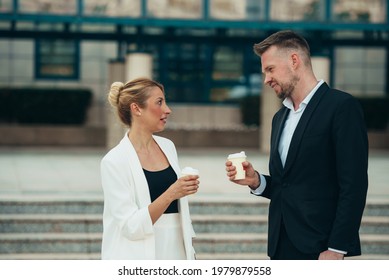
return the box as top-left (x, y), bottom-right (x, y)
top-left (271, 221), bottom-right (319, 260)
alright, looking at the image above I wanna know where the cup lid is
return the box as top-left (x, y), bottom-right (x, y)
top-left (227, 151), bottom-right (246, 159)
top-left (181, 166), bottom-right (199, 175)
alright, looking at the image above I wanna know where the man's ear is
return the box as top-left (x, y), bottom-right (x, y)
top-left (291, 53), bottom-right (300, 69)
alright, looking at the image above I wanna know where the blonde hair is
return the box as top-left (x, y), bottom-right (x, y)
top-left (253, 30), bottom-right (312, 67)
top-left (108, 77), bottom-right (164, 127)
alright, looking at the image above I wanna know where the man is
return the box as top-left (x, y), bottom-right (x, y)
top-left (225, 30), bottom-right (368, 260)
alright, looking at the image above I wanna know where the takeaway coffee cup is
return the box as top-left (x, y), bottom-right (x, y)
top-left (181, 166), bottom-right (199, 177)
top-left (227, 151), bottom-right (247, 180)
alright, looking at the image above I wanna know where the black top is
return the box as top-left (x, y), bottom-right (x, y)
top-left (143, 165), bottom-right (178, 214)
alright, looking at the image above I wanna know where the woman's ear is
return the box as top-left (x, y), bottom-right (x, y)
top-left (130, 103), bottom-right (142, 116)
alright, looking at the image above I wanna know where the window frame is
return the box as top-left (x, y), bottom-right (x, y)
top-left (35, 39), bottom-right (80, 81)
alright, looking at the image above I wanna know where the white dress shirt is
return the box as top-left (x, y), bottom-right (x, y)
top-left (278, 80), bottom-right (324, 167)
top-left (252, 80), bottom-right (324, 195)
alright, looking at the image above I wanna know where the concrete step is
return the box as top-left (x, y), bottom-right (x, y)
top-left (1, 252), bottom-right (387, 260)
top-left (0, 214), bottom-right (103, 234)
top-left (196, 252), bottom-right (269, 260)
top-left (189, 199), bottom-right (270, 215)
top-left (0, 253), bottom-right (100, 260)
top-left (193, 233), bottom-right (389, 256)
top-left (0, 198), bottom-right (270, 215)
top-left (359, 234), bottom-right (389, 256)
top-left (363, 199), bottom-right (389, 217)
top-left (0, 198), bottom-right (388, 259)
top-left (192, 214), bottom-right (268, 234)
top-left (193, 233), bottom-right (268, 254)
top-left (360, 216), bottom-right (389, 234)
top-left (197, 253), bottom-right (389, 260)
top-left (0, 233), bottom-right (101, 254)
top-left (1, 197), bottom-right (388, 216)
top-left (2, 214), bottom-right (387, 235)
top-left (0, 232), bottom-right (388, 259)
top-left (0, 199), bottom-right (103, 215)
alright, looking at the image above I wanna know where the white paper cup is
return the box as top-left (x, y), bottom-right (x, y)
top-left (181, 167), bottom-right (199, 177)
top-left (227, 151), bottom-right (247, 180)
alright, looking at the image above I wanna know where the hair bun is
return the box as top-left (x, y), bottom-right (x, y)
top-left (108, 81), bottom-right (124, 107)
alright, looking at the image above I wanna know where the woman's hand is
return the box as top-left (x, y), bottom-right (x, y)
top-left (149, 175), bottom-right (199, 224)
top-left (167, 175), bottom-right (200, 201)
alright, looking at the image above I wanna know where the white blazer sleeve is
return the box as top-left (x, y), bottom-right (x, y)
top-left (101, 157), bottom-right (153, 241)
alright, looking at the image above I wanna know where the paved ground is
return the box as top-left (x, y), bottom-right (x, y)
top-left (0, 146), bottom-right (388, 203)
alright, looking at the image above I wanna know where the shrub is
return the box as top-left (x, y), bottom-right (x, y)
top-left (357, 97), bottom-right (389, 131)
top-left (0, 87), bottom-right (92, 125)
top-left (240, 95), bottom-right (260, 126)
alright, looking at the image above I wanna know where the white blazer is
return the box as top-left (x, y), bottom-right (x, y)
top-left (100, 133), bottom-right (196, 260)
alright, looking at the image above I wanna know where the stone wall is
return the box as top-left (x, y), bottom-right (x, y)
top-left (0, 125), bottom-right (387, 150)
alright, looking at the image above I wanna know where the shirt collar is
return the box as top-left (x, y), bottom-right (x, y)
top-left (283, 80), bottom-right (324, 112)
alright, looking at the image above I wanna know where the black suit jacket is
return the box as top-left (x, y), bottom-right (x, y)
top-left (260, 83), bottom-right (368, 257)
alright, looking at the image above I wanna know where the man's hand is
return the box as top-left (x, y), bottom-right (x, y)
top-left (319, 250), bottom-right (344, 260)
top-left (225, 160), bottom-right (259, 189)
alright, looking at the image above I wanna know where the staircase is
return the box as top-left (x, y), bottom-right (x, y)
top-left (0, 196), bottom-right (388, 260)
top-left (0, 198), bottom-right (102, 260)
top-left (191, 197), bottom-right (389, 260)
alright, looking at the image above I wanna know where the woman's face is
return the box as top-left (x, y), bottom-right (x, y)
top-left (138, 86), bottom-right (171, 133)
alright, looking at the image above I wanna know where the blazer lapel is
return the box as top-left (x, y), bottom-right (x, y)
top-left (121, 133), bottom-right (152, 207)
top-left (153, 136), bottom-right (180, 177)
top-left (153, 136), bottom-right (196, 259)
top-left (283, 83), bottom-right (329, 174)
top-left (271, 106), bottom-right (290, 172)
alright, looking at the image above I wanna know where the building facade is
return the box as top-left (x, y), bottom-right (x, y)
top-left (0, 0), bottom-right (388, 147)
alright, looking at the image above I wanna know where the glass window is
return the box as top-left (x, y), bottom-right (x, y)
top-left (147, 0), bottom-right (202, 19)
top-left (159, 43), bottom-right (207, 103)
top-left (35, 39), bottom-right (79, 80)
top-left (332, 0), bottom-right (386, 23)
top-left (209, 0), bottom-right (266, 20)
top-left (0, 0), bottom-right (13, 12)
top-left (83, 0), bottom-right (140, 17)
top-left (19, 0), bottom-right (77, 14)
top-left (271, 0), bottom-right (325, 21)
top-left (213, 47), bottom-right (243, 80)
top-left (210, 87), bottom-right (231, 102)
top-left (334, 47), bottom-right (386, 97)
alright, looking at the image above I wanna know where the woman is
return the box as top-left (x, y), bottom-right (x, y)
top-left (101, 77), bottom-right (199, 260)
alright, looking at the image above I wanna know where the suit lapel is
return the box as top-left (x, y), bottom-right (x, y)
top-left (153, 136), bottom-right (195, 260)
top-left (121, 134), bottom-right (152, 207)
top-left (271, 107), bottom-right (290, 172)
top-left (283, 83), bottom-right (329, 174)
top-left (153, 136), bottom-right (180, 178)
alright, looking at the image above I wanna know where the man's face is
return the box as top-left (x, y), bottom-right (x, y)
top-left (261, 46), bottom-right (299, 100)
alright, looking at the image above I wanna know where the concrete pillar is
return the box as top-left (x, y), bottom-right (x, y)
top-left (312, 56), bottom-right (330, 84)
top-left (106, 60), bottom-right (126, 150)
top-left (125, 52), bottom-right (153, 80)
top-left (259, 84), bottom-right (281, 154)
top-left (106, 53), bottom-right (154, 150)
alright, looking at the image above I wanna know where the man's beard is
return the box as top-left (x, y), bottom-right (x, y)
top-left (276, 75), bottom-right (299, 100)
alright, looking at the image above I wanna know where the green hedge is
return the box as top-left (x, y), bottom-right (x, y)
top-left (0, 87), bottom-right (92, 125)
top-left (240, 95), bottom-right (260, 126)
top-left (357, 97), bottom-right (389, 131)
